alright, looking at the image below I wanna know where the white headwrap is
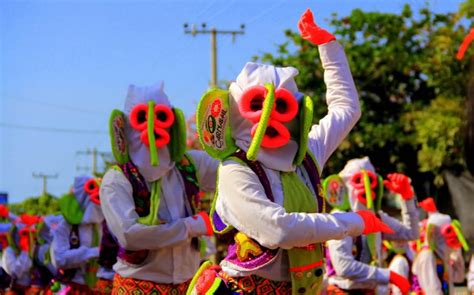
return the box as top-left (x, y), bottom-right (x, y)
top-left (123, 82), bottom-right (174, 182)
top-left (229, 62), bottom-right (303, 172)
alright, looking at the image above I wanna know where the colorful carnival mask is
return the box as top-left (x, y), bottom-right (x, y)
top-left (330, 157), bottom-right (385, 212)
top-left (197, 63), bottom-right (314, 167)
top-left (84, 178), bottom-right (101, 205)
top-left (13, 214), bottom-right (41, 254)
top-left (425, 213), bottom-right (469, 253)
top-left (59, 176), bottom-right (103, 225)
top-left (109, 83), bottom-right (187, 172)
top-left (349, 170), bottom-right (379, 208)
top-left (238, 84), bottom-right (299, 149)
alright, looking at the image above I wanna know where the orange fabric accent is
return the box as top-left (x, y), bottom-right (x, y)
top-left (25, 286), bottom-right (46, 295)
top-left (112, 274), bottom-right (190, 295)
top-left (229, 275), bottom-right (291, 294)
top-left (198, 211), bottom-right (213, 236)
top-left (93, 278), bottom-right (114, 295)
top-left (289, 259), bottom-right (324, 272)
top-left (64, 282), bottom-right (93, 295)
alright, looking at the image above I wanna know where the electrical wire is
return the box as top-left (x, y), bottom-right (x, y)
top-left (0, 122), bottom-right (107, 135)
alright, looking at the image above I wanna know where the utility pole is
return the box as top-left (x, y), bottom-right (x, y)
top-left (76, 148), bottom-right (111, 176)
top-left (184, 23), bottom-right (245, 88)
top-left (32, 173), bottom-right (58, 196)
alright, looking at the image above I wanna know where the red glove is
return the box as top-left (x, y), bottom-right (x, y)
top-left (389, 271), bottom-right (410, 295)
top-left (383, 173), bottom-right (414, 200)
top-left (356, 210), bottom-right (394, 235)
top-left (298, 8), bottom-right (336, 45)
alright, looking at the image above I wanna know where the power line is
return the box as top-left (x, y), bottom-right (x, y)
top-left (0, 122), bottom-right (107, 135)
top-left (246, 0), bottom-right (286, 25)
top-left (4, 97), bottom-right (106, 115)
top-left (204, 0), bottom-right (236, 21)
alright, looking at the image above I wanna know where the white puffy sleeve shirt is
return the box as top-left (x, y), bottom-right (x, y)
top-left (100, 151), bottom-right (219, 284)
top-left (217, 40), bottom-right (365, 281)
top-left (50, 219), bottom-right (99, 285)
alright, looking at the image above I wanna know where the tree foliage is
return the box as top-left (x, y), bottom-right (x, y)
top-left (255, 2), bottom-right (472, 195)
top-left (9, 193), bottom-right (60, 216)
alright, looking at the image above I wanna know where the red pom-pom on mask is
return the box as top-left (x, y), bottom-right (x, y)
top-left (350, 171), bottom-right (378, 205)
top-left (129, 104), bottom-right (149, 131)
top-left (140, 127), bottom-right (170, 148)
top-left (350, 171), bottom-right (378, 189)
top-left (441, 224), bottom-right (462, 250)
top-left (239, 86), bottom-right (299, 149)
top-left (84, 179), bottom-right (101, 205)
top-left (154, 105), bottom-right (175, 128)
top-left (251, 119), bottom-right (291, 149)
top-left (271, 88), bottom-right (298, 122)
top-left (129, 103), bottom-right (174, 148)
top-left (239, 86), bottom-right (268, 123)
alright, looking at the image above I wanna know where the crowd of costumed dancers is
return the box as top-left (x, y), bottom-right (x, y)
top-left (2, 8), bottom-right (474, 295)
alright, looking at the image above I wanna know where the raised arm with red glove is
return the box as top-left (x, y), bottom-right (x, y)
top-left (384, 173), bottom-right (415, 200)
top-left (298, 8), bottom-right (336, 45)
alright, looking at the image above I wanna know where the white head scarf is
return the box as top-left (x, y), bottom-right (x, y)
top-left (73, 176), bottom-right (103, 224)
top-left (123, 82), bottom-right (174, 182)
top-left (229, 62), bottom-right (303, 172)
top-left (339, 156), bottom-right (376, 211)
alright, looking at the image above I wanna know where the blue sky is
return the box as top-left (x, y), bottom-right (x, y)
top-left (0, 0), bottom-right (465, 202)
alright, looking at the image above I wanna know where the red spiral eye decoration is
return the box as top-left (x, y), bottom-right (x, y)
top-left (154, 105), bottom-right (175, 129)
top-left (271, 88), bottom-right (298, 122)
top-left (129, 104), bottom-right (149, 131)
top-left (238, 86), bottom-right (268, 123)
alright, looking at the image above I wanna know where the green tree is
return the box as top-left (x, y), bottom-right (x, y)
top-left (9, 193), bottom-right (60, 216)
top-left (255, 2), bottom-right (471, 196)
